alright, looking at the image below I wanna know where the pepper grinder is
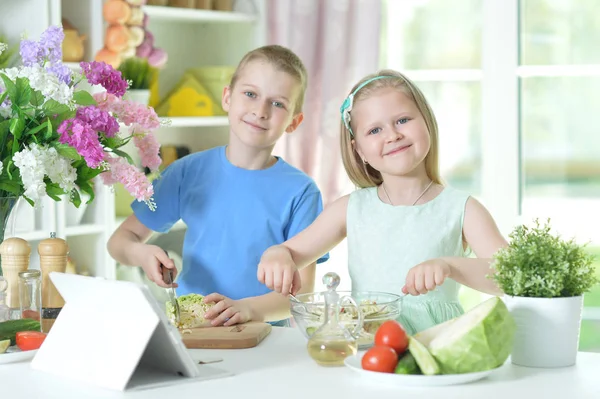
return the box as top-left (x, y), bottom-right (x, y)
top-left (0, 237), bottom-right (31, 317)
top-left (38, 232), bottom-right (68, 331)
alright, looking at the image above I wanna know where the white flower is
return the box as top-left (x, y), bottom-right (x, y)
top-left (0, 43), bottom-right (7, 56)
top-left (0, 65), bottom-right (73, 105)
top-left (44, 147), bottom-right (77, 194)
top-left (13, 143), bottom-right (77, 205)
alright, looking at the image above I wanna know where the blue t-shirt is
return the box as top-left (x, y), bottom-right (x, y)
top-left (132, 146), bottom-right (329, 299)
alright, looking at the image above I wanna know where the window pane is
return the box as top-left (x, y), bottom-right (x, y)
top-left (521, 76), bottom-right (600, 247)
top-left (385, 0), bottom-right (482, 69)
top-left (416, 81), bottom-right (481, 195)
top-left (520, 0), bottom-right (600, 65)
top-left (580, 320), bottom-right (600, 352)
top-left (521, 77), bottom-right (600, 190)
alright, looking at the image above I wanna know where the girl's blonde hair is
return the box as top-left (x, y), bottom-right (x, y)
top-left (340, 69), bottom-right (442, 188)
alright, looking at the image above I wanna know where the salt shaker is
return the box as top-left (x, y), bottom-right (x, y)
top-left (18, 269), bottom-right (42, 326)
top-left (38, 232), bottom-right (69, 331)
top-left (0, 237), bottom-right (31, 318)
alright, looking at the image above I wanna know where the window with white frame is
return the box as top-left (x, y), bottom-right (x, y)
top-left (382, 0), bottom-right (600, 352)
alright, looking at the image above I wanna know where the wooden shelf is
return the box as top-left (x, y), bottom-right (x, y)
top-left (143, 5), bottom-right (256, 23)
top-left (64, 224), bottom-right (106, 236)
top-left (159, 116), bottom-right (229, 128)
top-left (7, 230), bottom-right (50, 242)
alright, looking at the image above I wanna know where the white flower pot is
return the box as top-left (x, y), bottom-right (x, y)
top-left (124, 89), bottom-right (150, 105)
top-left (503, 295), bottom-right (583, 368)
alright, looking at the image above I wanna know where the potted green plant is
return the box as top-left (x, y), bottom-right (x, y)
top-left (117, 57), bottom-right (156, 105)
top-left (491, 218), bottom-right (598, 368)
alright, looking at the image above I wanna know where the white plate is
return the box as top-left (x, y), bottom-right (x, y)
top-left (344, 352), bottom-right (500, 387)
top-left (0, 346), bottom-right (38, 365)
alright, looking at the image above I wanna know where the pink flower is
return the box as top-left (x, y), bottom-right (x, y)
top-left (133, 134), bottom-right (161, 172)
top-left (57, 119), bottom-right (105, 168)
top-left (93, 92), bottom-right (120, 112)
top-left (102, 155), bottom-right (155, 208)
top-left (80, 61), bottom-right (128, 97)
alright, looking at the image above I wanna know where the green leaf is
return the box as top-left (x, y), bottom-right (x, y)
top-left (0, 73), bottom-right (17, 102)
top-left (45, 182), bottom-right (65, 201)
top-left (73, 90), bottom-right (97, 106)
top-left (112, 148), bottom-right (134, 165)
top-left (14, 77), bottom-right (32, 106)
top-left (30, 90), bottom-right (45, 107)
top-left (26, 121), bottom-right (48, 136)
top-left (0, 91), bottom-right (8, 108)
top-left (11, 137), bottom-right (19, 154)
top-left (0, 120), bottom-right (9, 142)
top-left (70, 189), bottom-right (81, 208)
top-left (42, 99), bottom-right (70, 115)
top-left (103, 136), bottom-right (125, 149)
top-left (9, 117), bottom-right (25, 139)
top-left (44, 120), bottom-right (53, 139)
top-left (0, 179), bottom-right (22, 195)
top-left (77, 180), bottom-right (95, 204)
top-left (53, 143), bottom-right (81, 160)
top-left (76, 164), bottom-right (103, 182)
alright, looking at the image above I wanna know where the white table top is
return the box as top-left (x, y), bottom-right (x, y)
top-left (1, 327), bottom-right (599, 399)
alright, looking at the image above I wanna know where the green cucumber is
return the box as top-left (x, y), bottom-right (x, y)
top-left (0, 319), bottom-right (41, 345)
top-left (394, 351), bottom-right (422, 375)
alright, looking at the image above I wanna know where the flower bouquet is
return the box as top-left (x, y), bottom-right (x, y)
top-left (0, 25), bottom-right (161, 212)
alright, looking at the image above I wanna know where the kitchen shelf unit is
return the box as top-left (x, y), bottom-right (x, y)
top-left (0, 0), bottom-right (266, 280)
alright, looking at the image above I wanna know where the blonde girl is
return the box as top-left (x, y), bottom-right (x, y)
top-left (257, 69), bottom-right (507, 334)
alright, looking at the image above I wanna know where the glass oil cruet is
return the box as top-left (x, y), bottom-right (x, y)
top-left (306, 272), bottom-right (364, 367)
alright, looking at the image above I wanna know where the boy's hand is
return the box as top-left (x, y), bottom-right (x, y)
top-left (203, 293), bottom-right (252, 326)
top-left (257, 246), bottom-right (301, 296)
top-left (137, 244), bottom-right (178, 288)
top-left (402, 258), bottom-right (450, 296)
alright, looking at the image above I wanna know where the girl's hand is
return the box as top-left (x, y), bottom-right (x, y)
top-left (402, 258), bottom-right (451, 296)
top-left (138, 245), bottom-right (177, 288)
top-left (203, 293), bottom-right (253, 327)
top-left (257, 246), bottom-right (302, 296)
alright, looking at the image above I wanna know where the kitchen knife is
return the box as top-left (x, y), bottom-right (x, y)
top-left (161, 255), bottom-right (181, 327)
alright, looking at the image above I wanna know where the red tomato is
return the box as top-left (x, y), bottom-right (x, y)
top-left (374, 320), bottom-right (409, 355)
top-left (361, 345), bottom-right (398, 373)
top-left (16, 331), bottom-right (47, 351)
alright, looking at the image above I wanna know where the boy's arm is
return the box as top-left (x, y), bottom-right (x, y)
top-left (107, 214), bottom-right (175, 288)
top-left (107, 214), bottom-right (153, 266)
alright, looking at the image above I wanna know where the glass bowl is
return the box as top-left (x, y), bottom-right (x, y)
top-left (290, 291), bottom-right (403, 349)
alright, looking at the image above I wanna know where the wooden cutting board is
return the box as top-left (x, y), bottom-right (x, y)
top-left (181, 322), bottom-right (272, 349)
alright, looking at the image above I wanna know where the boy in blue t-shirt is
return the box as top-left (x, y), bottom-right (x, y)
top-left (108, 45), bottom-right (328, 326)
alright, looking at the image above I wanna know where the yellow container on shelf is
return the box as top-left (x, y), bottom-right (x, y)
top-left (188, 66), bottom-right (235, 116)
top-left (155, 72), bottom-right (216, 117)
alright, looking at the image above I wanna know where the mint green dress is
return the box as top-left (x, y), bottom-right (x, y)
top-left (347, 185), bottom-right (470, 335)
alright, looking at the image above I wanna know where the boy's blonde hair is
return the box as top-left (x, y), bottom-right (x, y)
top-left (230, 45), bottom-right (308, 115)
top-left (340, 69), bottom-right (442, 188)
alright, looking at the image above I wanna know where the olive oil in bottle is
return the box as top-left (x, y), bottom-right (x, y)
top-left (306, 272), bottom-right (363, 367)
top-left (307, 338), bottom-right (358, 367)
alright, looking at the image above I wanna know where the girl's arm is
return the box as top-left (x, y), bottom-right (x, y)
top-left (205, 263), bottom-right (317, 325)
top-left (257, 195), bottom-right (350, 294)
top-left (240, 263), bottom-right (316, 322)
top-left (445, 197), bottom-right (509, 295)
